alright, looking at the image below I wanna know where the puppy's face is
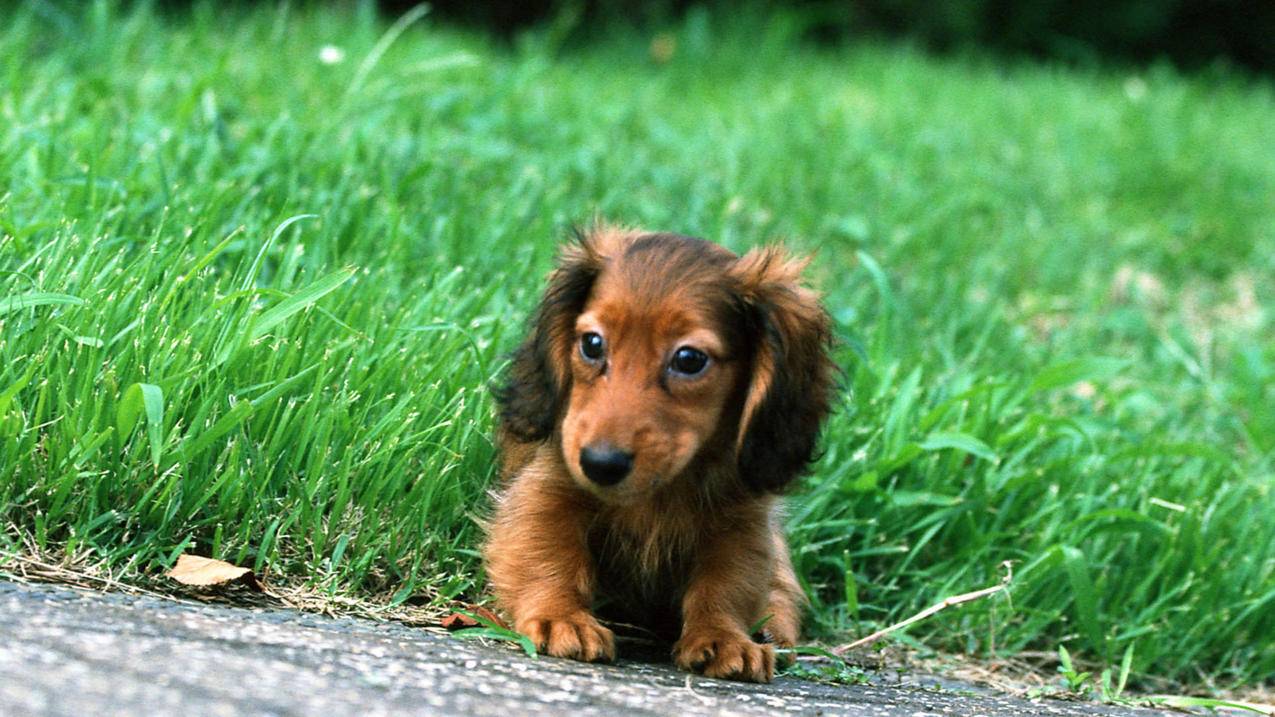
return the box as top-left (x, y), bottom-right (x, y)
top-left (497, 226), bottom-right (834, 500)
top-left (560, 267), bottom-right (742, 502)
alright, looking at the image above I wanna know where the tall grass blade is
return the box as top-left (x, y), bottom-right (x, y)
top-left (0, 292), bottom-right (85, 315)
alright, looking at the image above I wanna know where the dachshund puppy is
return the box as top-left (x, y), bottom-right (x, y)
top-left (484, 224), bottom-right (834, 683)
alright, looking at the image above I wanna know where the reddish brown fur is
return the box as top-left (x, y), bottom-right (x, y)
top-left (484, 224), bottom-right (834, 683)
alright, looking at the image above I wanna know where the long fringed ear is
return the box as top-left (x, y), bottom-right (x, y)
top-left (495, 231), bottom-right (606, 442)
top-left (730, 246), bottom-right (835, 492)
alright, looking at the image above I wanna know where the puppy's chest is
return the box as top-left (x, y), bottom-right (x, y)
top-left (586, 515), bottom-right (699, 629)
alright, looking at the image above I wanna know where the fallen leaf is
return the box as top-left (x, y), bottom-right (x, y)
top-left (441, 612), bottom-right (478, 630)
top-left (167, 554), bottom-right (263, 592)
top-left (441, 603), bottom-right (508, 631)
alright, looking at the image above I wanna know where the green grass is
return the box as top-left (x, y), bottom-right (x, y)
top-left (2, 0), bottom-right (1272, 692)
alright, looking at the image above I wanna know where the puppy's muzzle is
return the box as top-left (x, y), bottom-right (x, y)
top-left (579, 444), bottom-right (634, 486)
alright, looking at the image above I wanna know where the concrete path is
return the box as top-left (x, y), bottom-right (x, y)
top-left (0, 580), bottom-right (1182, 717)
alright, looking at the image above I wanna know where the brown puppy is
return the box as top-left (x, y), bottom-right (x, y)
top-left (484, 224), bottom-right (834, 683)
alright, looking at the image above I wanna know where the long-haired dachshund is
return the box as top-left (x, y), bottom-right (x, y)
top-left (484, 224), bottom-right (834, 683)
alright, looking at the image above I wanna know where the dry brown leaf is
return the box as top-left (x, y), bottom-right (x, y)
top-left (441, 603), bottom-right (508, 631)
top-left (440, 612), bottom-right (479, 630)
top-left (166, 554), bottom-right (263, 592)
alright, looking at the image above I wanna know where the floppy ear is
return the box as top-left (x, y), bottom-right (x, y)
top-left (730, 246), bottom-right (835, 492)
top-left (495, 234), bottom-right (604, 442)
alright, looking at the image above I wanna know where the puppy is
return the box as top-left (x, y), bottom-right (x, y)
top-left (483, 224), bottom-right (834, 683)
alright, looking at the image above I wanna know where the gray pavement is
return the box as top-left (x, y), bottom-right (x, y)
top-left (0, 580), bottom-right (1182, 716)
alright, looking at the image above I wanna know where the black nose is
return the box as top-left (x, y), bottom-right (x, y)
top-left (579, 444), bottom-right (634, 486)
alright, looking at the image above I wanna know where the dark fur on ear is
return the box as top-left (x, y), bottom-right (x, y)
top-left (729, 247), bottom-right (835, 493)
top-left (495, 230), bottom-right (605, 443)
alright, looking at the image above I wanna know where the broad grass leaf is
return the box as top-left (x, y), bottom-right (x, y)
top-left (919, 431), bottom-right (998, 462)
top-left (0, 291), bottom-right (85, 315)
top-left (117, 383), bottom-right (165, 466)
top-left (214, 267), bottom-right (356, 365)
top-left (167, 554), bottom-right (262, 591)
top-left (249, 266), bottom-right (356, 341)
top-left (212, 264), bottom-right (354, 362)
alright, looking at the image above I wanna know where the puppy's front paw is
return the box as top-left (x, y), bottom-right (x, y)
top-left (758, 622), bottom-right (799, 668)
top-left (674, 628), bottom-right (775, 683)
top-left (516, 612), bottom-right (615, 663)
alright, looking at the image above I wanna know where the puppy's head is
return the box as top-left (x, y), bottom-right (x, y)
top-left (497, 225), bottom-right (834, 502)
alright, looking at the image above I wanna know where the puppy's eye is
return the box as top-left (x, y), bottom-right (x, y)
top-left (669, 347), bottom-right (709, 376)
top-left (580, 332), bottom-right (606, 362)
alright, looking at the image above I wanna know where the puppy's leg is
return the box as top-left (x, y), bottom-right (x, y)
top-left (673, 508), bottom-right (776, 683)
top-left (762, 527), bottom-right (805, 665)
top-left (484, 449), bottom-right (614, 663)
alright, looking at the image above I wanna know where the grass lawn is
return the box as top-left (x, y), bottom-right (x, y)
top-left (2, 0), bottom-right (1272, 694)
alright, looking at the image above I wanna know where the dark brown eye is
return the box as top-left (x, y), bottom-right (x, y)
top-left (669, 347), bottom-right (709, 376)
top-left (580, 332), bottom-right (605, 362)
